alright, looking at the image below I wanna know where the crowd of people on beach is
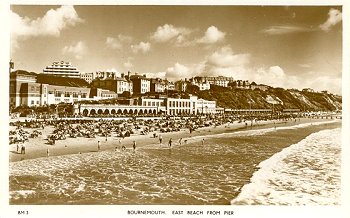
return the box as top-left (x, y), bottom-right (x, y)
top-left (9, 112), bottom-right (338, 157)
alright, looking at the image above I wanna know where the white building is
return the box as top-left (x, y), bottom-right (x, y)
top-left (43, 61), bottom-right (80, 78)
top-left (138, 95), bottom-right (219, 115)
top-left (115, 77), bottom-right (133, 94)
top-left (191, 76), bottom-right (234, 88)
top-left (81, 71), bottom-right (119, 84)
top-left (196, 98), bottom-right (217, 114)
top-left (190, 80), bottom-right (211, 91)
top-left (80, 72), bottom-right (94, 83)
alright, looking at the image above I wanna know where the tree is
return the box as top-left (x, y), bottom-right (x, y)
top-left (186, 84), bottom-right (200, 95)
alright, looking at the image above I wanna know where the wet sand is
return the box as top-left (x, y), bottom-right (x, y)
top-left (9, 117), bottom-right (336, 162)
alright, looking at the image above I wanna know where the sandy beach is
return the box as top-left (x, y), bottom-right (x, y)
top-left (9, 117), bottom-right (337, 162)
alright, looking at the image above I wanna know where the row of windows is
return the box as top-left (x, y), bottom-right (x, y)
top-left (142, 101), bottom-right (164, 107)
top-left (102, 94), bottom-right (117, 98)
top-left (169, 109), bottom-right (192, 115)
top-left (54, 92), bottom-right (87, 98)
top-left (169, 101), bottom-right (191, 108)
top-left (119, 81), bottom-right (132, 86)
top-left (45, 66), bottom-right (78, 70)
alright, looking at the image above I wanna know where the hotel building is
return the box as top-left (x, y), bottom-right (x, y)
top-left (43, 61), bottom-right (80, 78)
top-left (191, 76), bottom-right (235, 88)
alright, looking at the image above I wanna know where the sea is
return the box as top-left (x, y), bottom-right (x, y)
top-left (9, 120), bottom-right (341, 205)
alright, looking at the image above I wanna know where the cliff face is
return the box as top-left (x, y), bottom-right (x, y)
top-left (189, 86), bottom-right (342, 111)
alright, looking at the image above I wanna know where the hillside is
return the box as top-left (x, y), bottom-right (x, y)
top-left (187, 85), bottom-right (342, 111)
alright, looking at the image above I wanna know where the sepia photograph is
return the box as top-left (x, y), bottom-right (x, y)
top-left (3, 1), bottom-right (349, 217)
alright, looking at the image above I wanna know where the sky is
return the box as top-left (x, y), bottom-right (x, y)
top-left (10, 5), bottom-right (342, 94)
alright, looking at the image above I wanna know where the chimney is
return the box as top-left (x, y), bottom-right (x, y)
top-left (121, 73), bottom-right (124, 78)
top-left (128, 71), bottom-right (131, 77)
top-left (143, 74), bottom-right (146, 78)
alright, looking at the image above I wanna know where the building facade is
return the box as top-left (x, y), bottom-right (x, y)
top-left (75, 95), bottom-right (219, 116)
top-left (10, 70), bottom-right (118, 108)
top-left (91, 76), bottom-right (133, 95)
top-left (81, 71), bottom-right (119, 84)
top-left (130, 74), bottom-right (150, 94)
top-left (191, 76), bottom-right (235, 88)
top-left (190, 79), bottom-right (210, 91)
top-left (196, 98), bottom-right (217, 114)
top-left (43, 61), bottom-right (80, 78)
top-left (80, 72), bottom-right (94, 83)
top-left (150, 78), bottom-right (166, 93)
top-left (10, 70), bottom-right (37, 108)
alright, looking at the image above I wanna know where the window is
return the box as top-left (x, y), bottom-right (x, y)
top-left (31, 100), bottom-right (34, 105)
top-left (36, 101), bottom-right (39, 104)
top-left (55, 91), bottom-right (62, 97)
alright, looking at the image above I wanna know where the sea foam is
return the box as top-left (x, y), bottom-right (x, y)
top-left (231, 128), bottom-right (341, 205)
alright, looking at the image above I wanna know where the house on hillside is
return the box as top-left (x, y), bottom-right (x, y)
top-left (250, 82), bottom-right (269, 91)
top-left (302, 88), bottom-right (315, 93)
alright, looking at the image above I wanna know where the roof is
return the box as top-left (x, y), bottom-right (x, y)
top-left (10, 70), bottom-right (37, 77)
top-left (36, 74), bottom-right (89, 87)
top-left (130, 74), bottom-right (149, 80)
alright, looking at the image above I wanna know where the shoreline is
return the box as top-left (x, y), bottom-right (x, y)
top-left (9, 117), bottom-right (340, 163)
